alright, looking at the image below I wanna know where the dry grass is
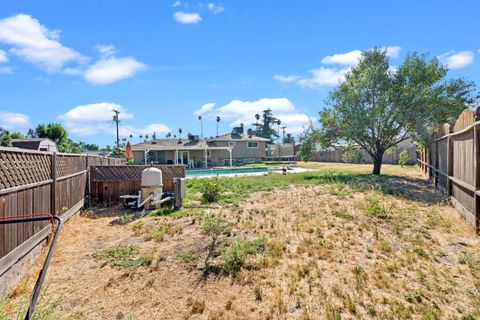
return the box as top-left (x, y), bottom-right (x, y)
top-left (3, 163), bottom-right (480, 319)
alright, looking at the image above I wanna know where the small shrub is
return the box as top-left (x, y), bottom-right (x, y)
top-left (202, 215), bottom-right (229, 269)
top-left (151, 224), bottom-right (182, 242)
top-left (148, 207), bottom-right (177, 216)
top-left (222, 238), bottom-right (266, 274)
top-left (366, 194), bottom-right (389, 218)
top-left (342, 144), bottom-right (363, 163)
top-left (117, 213), bottom-right (134, 225)
top-left (202, 179), bottom-right (222, 204)
top-left (180, 251), bottom-right (198, 264)
top-left (398, 149), bottom-right (410, 167)
top-left (95, 245), bottom-right (151, 271)
top-left (253, 285), bottom-right (263, 301)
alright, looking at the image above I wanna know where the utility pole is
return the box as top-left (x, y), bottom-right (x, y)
top-left (112, 109), bottom-right (120, 149)
top-left (281, 126), bottom-right (286, 141)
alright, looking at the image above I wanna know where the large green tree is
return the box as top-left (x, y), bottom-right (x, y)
top-left (318, 48), bottom-right (476, 175)
top-left (34, 123), bottom-right (80, 153)
top-left (253, 109), bottom-right (279, 143)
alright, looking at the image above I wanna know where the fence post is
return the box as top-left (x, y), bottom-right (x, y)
top-left (51, 152), bottom-right (57, 216)
top-left (86, 155), bottom-right (90, 208)
top-left (447, 130), bottom-right (453, 200)
top-left (474, 122), bottom-right (480, 233)
top-left (434, 140), bottom-right (439, 189)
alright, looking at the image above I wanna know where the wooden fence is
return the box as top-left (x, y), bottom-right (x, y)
top-left (311, 146), bottom-right (417, 165)
top-left (417, 107), bottom-right (480, 232)
top-left (0, 148), bottom-right (125, 291)
top-left (89, 165), bottom-right (186, 205)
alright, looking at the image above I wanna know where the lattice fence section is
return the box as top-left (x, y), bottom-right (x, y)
top-left (90, 165), bottom-right (185, 182)
top-left (56, 155), bottom-right (87, 178)
top-left (0, 150), bottom-right (51, 189)
top-left (88, 156), bottom-right (125, 166)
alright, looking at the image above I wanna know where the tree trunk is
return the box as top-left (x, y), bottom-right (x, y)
top-left (372, 151), bottom-right (384, 175)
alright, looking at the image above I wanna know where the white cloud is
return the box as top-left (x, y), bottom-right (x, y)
top-left (321, 50), bottom-right (361, 66)
top-left (276, 46), bottom-right (401, 89)
top-left (207, 3), bottom-right (224, 14)
top-left (297, 67), bottom-right (350, 88)
top-left (0, 49), bottom-right (8, 63)
top-left (173, 11), bottom-right (202, 24)
top-left (276, 67), bottom-right (349, 89)
top-left (59, 102), bottom-right (170, 137)
top-left (273, 74), bottom-right (301, 83)
top-left (0, 110), bottom-right (29, 130)
top-left (196, 98), bottom-right (312, 134)
top-left (384, 46), bottom-right (401, 58)
top-left (0, 14), bottom-right (86, 72)
top-left (438, 51), bottom-right (474, 70)
top-left (194, 102), bottom-right (216, 116)
top-left (172, 1), bottom-right (183, 7)
top-left (96, 44), bottom-right (116, 58)
top-left (0, 15), bottom-right (145, 84)
top-left (84, 56), bottom-right (146, 85)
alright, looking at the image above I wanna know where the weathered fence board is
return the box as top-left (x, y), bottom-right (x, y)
top-left (418, 108), bottom-right (480, 232)
top-left (89, 165), bottom-right (185, 205)
top-left (311, 146), bottom-right (417, 165)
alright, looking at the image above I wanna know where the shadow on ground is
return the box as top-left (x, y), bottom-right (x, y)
top-left (302, 173), bottom-right (445, 205)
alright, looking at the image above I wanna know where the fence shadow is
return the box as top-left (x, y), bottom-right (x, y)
top-left (302, 173), bottom-right (445, 205)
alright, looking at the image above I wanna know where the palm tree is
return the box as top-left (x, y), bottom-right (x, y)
top-left (276, 119), bottom-right (281, 141)
top-left (166, 132), bottom-right (171, 138)
top-left (198, 115), bottom-right (203, 138)
top-left (255, 113), bottom-right (260, 124)
top-left (178, 128), bottom-right (183, 139)
top-left (216, 116), bottom-right (221, 137)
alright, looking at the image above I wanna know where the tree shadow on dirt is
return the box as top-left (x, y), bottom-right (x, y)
top-left (302, 173), bottom-right (445, 205)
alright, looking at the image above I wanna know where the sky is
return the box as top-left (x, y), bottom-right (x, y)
top-left (0, 0), bottom-right (479, 147)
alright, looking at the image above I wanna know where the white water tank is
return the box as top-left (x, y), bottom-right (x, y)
top-left (141, 167), bottom-right (163, 187)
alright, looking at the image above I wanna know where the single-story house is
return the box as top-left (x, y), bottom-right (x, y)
top-left (131, 126), bottom-right (269, 167)
top-left (10, 138), bottom-right (58, 152)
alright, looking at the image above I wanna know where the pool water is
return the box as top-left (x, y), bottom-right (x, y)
top-left (186, 166), bottom-right (269, 177)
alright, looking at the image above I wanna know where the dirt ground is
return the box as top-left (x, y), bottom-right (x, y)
top-left (5, 164), bottom-right (480, 319)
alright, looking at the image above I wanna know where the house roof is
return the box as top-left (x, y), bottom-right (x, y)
top-left (208, 133), bottom-right (270, 142)
top-left (132, 138), bottom-right (215, 151)
top-left (10, 138), bottom-right (56, 150)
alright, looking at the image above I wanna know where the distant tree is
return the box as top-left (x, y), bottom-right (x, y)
top-left (253, 109), bottom-right (279, 143)
top-left (26, 128), bottom-right (36, 138)
top-left (317, 48), bottom-right (476, 175)
top-left (35, 123), bottom-right (71, 152)
top-left (297, 124), bottom-right (316, 161)
top-left (0, 128), bottom-right (25, 147)
top-left (283, 133), bottom-right (295, 144)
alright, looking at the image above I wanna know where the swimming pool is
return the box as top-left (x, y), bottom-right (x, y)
top-left (186, 166), bottom-right (269, 177)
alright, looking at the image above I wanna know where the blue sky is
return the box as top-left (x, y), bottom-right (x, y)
top-left (0, 1), bottom-right (479, 146)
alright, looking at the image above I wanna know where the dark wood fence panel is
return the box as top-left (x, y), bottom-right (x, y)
top-left (418, 108), bottom-right (480, 231)
top-left (0, 148), bottom-right (125, 288)
top-left (89, 165), bottom-right (185, 205)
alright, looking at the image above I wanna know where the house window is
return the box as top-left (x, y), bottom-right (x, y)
top-left (224, 159), bottom-right (231, 165)
top-left (206, 150), bottom-right (211, 157)
top-left (247, 142), bottom-right (258, 148)
top-left (229, 141), bottom-right (236, 147)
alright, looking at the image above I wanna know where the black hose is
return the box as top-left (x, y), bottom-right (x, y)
top-left (0, 215), bottom-right (63, 320)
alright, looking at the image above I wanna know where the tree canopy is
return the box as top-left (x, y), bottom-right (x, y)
top-left (317, 48), bottom-right (477, 174)
top-left (253, 109), bottom-right (279, 143)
